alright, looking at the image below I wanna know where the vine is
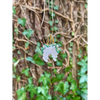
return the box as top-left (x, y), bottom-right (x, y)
top-left (13, 0), bottom-right (88, 100)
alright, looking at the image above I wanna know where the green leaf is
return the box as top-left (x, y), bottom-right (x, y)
top-left (33, 53), bottom-right (45, 66)
top-left (23, 29), bottom-right (34, 39)
top-left (9, 6), bottom-right (16, 14)
top-left (73, 96), bottom-right (80, 100)
top-left (53, 69), bottom-right (57, 74)
top-left (79, 49), bottom-right (82, 53)
top-left (26, 57), bottom-right (35, 63)
top-left (65, 66), bottom-right (72, 72)
top-left (54, 5), bottom-right (58, 10)
top-left (70, 42), bottom-right (73, 47)
top-left (39, 72), bottom-right (51, 86)
top-left (54, 38), bottom-right (58, 42)
top-left (67, 72), bottom-right (73, 83)
top-left (37, 42), bottom-right (41, 47)
top-left (60, 53), bottom-right (67, 60)
top-left (52, 73), bottom-right (64, 83)
top-left (78, 54), bottom-right (81, 58)
top-left (56, 34), bottom-right (61, 38)
top-left (16, 75), bottom-right (21, 82)
top-left (36, 95), bottom-right (45, 100)
top-left (16, 87), bottom-right (27, 100)
top-left (53, 26), bottom-right (58, 32)
top-left (28, 77), bottom-right (33, 85)
top-left (13, 57), bottom-right (17, 63)
top-left (48, 21), bottom-right (53, 26)
top-left (58, 41), bottom-right (63, 47)
top-left (25, 42), bottom-right (29, 48)
top-left (21, 68), bottom-right (30, 77)
top-left (27, 85), bottom-right (37, 99)
top-left (14, 28), bottom-right (18, 35)
top-left (13, 74), bottom-right (16, 78)
top-left (26, 54), bottom-right (45, 66)
top-left (18, 18), bottom-right (26, 27)
top-left (47, 63), bottom-right (53, 67)
top-left (68, 48), bottom-right (72, 51)
top-left (79, 74), bottom-right (87, 84)
top-left (71, 31), bottom-right (74, 36)
top-left (85, 4), bottom-right (87, 8)
top-left (35, 46), bottom-right (42, 56)
top-left (55, 20), bottom-right (59, 24)
top-left (56, 59), bottom-right (63, 66)
top-left (37, 86), bottom-right (48, 96)
top-left (54, 81), bottom-right (69, 95)
top-left (70, 80), bottom-right (78, 92)
top-left (17, 50), bottom-right (21, 54)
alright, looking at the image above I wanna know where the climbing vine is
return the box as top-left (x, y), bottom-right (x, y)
top-left (13, 0), bottom-right (87, 100)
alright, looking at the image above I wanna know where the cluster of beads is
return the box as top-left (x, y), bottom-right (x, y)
top-left (41, 43), bottom-right (60, 62)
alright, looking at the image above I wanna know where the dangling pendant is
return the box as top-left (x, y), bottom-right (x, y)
top-left (41, 34), bottom-right (60, 62)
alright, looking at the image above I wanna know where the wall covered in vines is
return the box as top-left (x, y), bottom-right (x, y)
top-left (13, 0), bottom-right (88, 100)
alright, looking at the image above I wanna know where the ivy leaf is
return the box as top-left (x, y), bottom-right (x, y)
top-left (81, 93), bottom-right (87, 100)
top-left (56, 59), bottom-right (63, 66)
top-left (66, 94), bottom-right (73, 100)
top-left (54, 5), bottom-right (58, 10)
top-left (16, 75), bottom-right (21, 82)
top-left (26, 54), bottom-right (45, 66)
top-left (13, 74), bottom-right (16, 78)
top-left (25, 42), bottom-right (29, 48)
top-left (67, 72), bottom-right (73, 83)
top-left (37, 86), bottom-right (49, 96)
top-left (33, 53), bottom-right (45, 65)
top-left (52, 73), bottom-right (64, 83)
top-left (17, 50), bottom-right (21, 54)
top-left (28, 77), bottom-right (33, 85)
top-left (60, 53), bottom-right (67, 60)
top-left (39, 72), bottom-right (51, 86)
top-left (13, 57), bottom-right (17, 63)
top-left (78, 54), bottom-right (81, 58)
top-left (54, 81), bottom-right (69, 95)
top-left (27, 84), bottom-right (37, 99)
top-left (58, 41), bottom-right (63, 47)
top-left (16, 87), bottom-right (27, 100)
top-left (70, 42), bottom-right (73, 47)
top-left (56, 34), bottom-right (61, 38)
top-left (53, 69), bottom-right (57, 74)
top-left (53, 26), bottom-right (58, 32)
top-left (77, 59), bottom-right (86, 66)
top-left (9, 6), bottom-right (16, 14)
top-left (37, 42), bottom-right (41, 47)
top-left (48, 21), bottom-right (53, 26)
top-left (35, 46), bottom-right (42, 56)
top-left (18, 18), bottom-right (26, 27)
top-left (47, 63), bottom-right (53, 67)
top-left (65, 66), bottom-right (72, 72)
top-left (14, 28), bottom-right (18, 35)
top-left (79, 74), bottom-right (87, 84)
top-left (73, 96), bottom-right (80, 100)
top-left (55, 20), bottom-right (59, 24)
top-left (26, 57), bottom-right (35, 63)
top-left (23, 29), bottom-right (34, 39)
top-left (71, 31), bottom-right (74, 36)
top-left (36, 95), bottom-right (45, 100)
top-left (21, 68), bottom-right (30, 77)
top-left (70, 80), bottom-right (78, 92)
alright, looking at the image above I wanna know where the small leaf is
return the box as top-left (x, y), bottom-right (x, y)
top-left (58, 41), bottom-right (63, 47)
top-left (56, 59), bottom-right (63, 66)
top-left (28, 77), bottom-right (33, 85)
top-left (18, 18), bottom-right (26, 27)
top-left (56, 34), bottom-right (61, 38)
top-left (14, 28), bottom-right (18, 35)
top-left (25, 42), bottom-right (29, 48)
top-left (55, 20), bottom-right (59, 23)
top-left (35, 46), bottom-right (42, 56)
top-left (54, 5), bottom-right (58, 10)
top-left (16, 75), bottom-right (21, 82)
top-left (47, 63), bottom-right (53, 67)
top-left (21, 68), bottom-right (30, 77)
top-left (13, 74), bottom-right (16, 78)
top-left (17, 50), bottom-right (21, 54)
top-left (65, 66), bottom-right (72, 72)
top-left (70, 42), bottom-right (73, 47)
top-left (13, 6), bottom-right (16, 14)
top-left (71, 31), bottom-right (74, 36)
top-left (78, 54), bottom-right (81, 58)
top-left (37, 42), bottom-right (41, 47)
top-left (60, 53), bottom-right (67, 60)
top-left (26, 57), bottom-right (35, 64)
top-left (79, 74), bottom-right (87, 84)
top-left (48, 21), bottom-right (53, 26)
